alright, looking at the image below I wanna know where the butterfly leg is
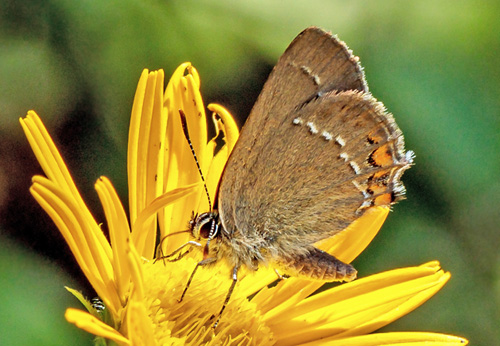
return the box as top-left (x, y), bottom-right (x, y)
top-left (213, 263), bottom-right (241, 329)
top-left (278, 247), bottom-right (357, 282)
top-left (179, 256), bottom-right (217, 302)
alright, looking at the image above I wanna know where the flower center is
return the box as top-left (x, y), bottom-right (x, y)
top-left (141, 258), bottom-right (275, 345)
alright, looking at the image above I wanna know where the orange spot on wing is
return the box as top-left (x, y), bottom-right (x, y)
top-left (370, 144), bottom-right (393, 167)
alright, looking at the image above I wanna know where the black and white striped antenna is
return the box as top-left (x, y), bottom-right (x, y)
top-left (178, 109), bottom-right (212, 211)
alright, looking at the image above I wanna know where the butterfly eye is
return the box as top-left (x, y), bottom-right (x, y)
top-left (199, 221), bottom-right (212, 239)
top-left (191, 212), bottom-right (219, 240)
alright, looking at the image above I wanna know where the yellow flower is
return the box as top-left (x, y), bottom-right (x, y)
top-left (20, 64), bottom-right (468, 345)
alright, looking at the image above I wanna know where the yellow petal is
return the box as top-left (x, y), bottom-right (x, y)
top-left (125, 301), bottom-right (161, 346)
top-left (65, 287), bottom-right (95, 315)
top-left (29, 176), bottom-right (121, 317)
top-left (126, 237), bottom-right (145, 301)
top-left (160, 64), bottom-right (211, 252)
top-left (208, 103), bottom-right (240, 153)
top-left (20, 111), bottom-right (79, 200)
top-left (128, 68), bottom-right (149, 224)
top-left (204, 103), bottom-right (240, 206)
top-left (132, 182), bottom-right (201, 256)
top-left (20, 111), bottom-right (107, 244)
top-left (266, 262), bottom-right (450, 345)
top-left (95, 176), bottom-right (132, 300)
top-left (315, 206), bottom-right (389, 263)
top-left (300, 332), bottom-right (468, 345)
top-left (65, 308), bottom-right (130, 345)
top-left (182, 73), bottom-right (208, 165)
top-left (127, 69), bottom-right (166, 251)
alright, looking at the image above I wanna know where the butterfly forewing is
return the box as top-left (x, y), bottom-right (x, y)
top-left (219, 27), bottom-right (371, 235)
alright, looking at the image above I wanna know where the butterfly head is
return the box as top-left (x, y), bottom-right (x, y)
top-left (190, 211), bottom-right (221, 259)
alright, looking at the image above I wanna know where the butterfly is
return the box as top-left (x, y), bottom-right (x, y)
top-left (169, 26), bottom-right (413, 327)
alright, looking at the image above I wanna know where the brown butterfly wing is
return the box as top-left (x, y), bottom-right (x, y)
top-left (229, 27), bottom-right (369, 174)
top-left (217, 27), bottom-right (412, 260)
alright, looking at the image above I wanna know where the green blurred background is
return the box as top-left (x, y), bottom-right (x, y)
top-left (1, 0), bottom-right (498, 344)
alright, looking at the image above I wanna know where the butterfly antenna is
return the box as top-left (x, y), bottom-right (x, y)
top-left (179, 109), bottom-right (212, 211)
